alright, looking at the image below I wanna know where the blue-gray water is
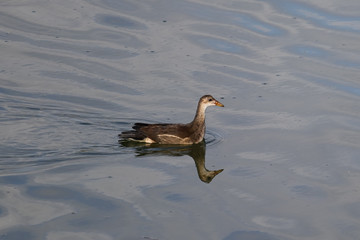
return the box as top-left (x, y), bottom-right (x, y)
top-left (1, 0), bottom-right (360, 239)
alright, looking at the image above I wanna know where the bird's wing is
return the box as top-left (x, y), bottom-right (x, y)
top-left (135, 123), bottom-right (192, 143)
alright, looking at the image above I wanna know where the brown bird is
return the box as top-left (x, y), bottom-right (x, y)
top-left (119, 95), bottom-right (224, 144)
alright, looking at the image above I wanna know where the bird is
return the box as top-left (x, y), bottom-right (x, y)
top-left (119, 95), bottom-right (224, 144)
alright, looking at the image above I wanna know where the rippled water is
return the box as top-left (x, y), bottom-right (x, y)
top-left (1, 0), bottom-right (360, 239)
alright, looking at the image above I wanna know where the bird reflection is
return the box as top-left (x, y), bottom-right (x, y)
top-left (120, 141), bottom-right (223, 183)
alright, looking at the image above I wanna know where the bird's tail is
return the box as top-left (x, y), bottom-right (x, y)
top-left (118, 130), bottom-right (146, 141)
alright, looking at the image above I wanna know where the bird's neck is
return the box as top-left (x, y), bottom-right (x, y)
top-left (190, 103), bottom-right (206, 131)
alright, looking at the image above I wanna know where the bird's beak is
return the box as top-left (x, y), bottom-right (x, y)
top-left (215, 100), bottom-right (224, 107)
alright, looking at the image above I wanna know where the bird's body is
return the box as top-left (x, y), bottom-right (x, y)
top-left (119, 95), bottom-right (224, 145)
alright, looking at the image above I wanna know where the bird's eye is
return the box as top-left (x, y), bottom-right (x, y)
top-left (209, 99), bottom-right (213, 101)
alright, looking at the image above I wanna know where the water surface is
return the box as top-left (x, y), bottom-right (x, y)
top-left (1, 0), bottom-right (360, 239)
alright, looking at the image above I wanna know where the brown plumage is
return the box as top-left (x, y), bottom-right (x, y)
top-left (119, 95), bottom-right (224, 144)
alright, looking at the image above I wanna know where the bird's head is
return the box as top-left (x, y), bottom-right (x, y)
top-left (200, 95), bottom-right (224, 108)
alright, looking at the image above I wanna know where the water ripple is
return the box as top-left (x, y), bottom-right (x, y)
top-left (25, 51), bottom-right (134, 81)
top-left (287, 44), bottom-right (329, 58)
top-left (39, 71), bottom-right (140, 95)
top-left (301, 75), bottom-right (360, 97)
top-left (0, 96), bottom-right (126, 175)
top-left (270, 0), bottom-right (360, 33)
top-left (188, 35), bottom-right (246, 54)
top-left (0, 31), bottom-right (138, 60)
top-left (85, 0), bottom-right (139, 12)
top-left (95, 14), bottom-right (147, 30)
top-left (0, 86), bottom-right (127, 111)
top-left (182, 2), bottom-right (286, 36)
top-left (0, 13), bottom-right (147, 47)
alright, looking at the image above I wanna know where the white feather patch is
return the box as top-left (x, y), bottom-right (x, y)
top-left (157, 134), bottom-right (191, 144)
